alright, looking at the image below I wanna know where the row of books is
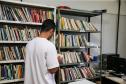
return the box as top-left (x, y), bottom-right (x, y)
top-left (0, 25), bottom-right (40, 41)
top-left (0, 4), bottom-right (53, 22)
top-left (0, 46), bottom-right (25, 61)
top-left (60, 67), bottom-right (95, 81)
top-left (59, 33), bottom-right (98, 47)
top-left (60, 51), bottom-right (91, 64)
top-left (0, 64), bottom-right (24, 80)
top-left (60, 17), bottom-right (97, 32)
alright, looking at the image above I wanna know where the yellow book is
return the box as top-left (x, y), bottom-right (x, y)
top-left (61, 17), bottom-right (65, 29)
top-left (60, 69), bottom-right (65, 81)
top-left (18, 65), bottom-right (22, 79)
top-left (76, 35), bottom-right (80, 47)
top-left (0, 50), bottom-right (2, 61)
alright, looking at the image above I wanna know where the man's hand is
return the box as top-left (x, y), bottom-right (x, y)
top-left (57, 54), bottom-right (63, 63)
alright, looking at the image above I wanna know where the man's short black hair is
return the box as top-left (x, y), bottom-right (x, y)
top-left (41, 19), bottom-right (56, 32)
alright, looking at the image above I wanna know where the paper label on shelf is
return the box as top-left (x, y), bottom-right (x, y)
top-left (68, 79), bottom-right (96, 84)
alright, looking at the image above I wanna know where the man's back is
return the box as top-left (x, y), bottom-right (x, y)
top-left (24, 37), bottom-right (59, 84)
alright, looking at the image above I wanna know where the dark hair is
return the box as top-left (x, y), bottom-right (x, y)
top-left (41, 19), bottom-right (56, 32)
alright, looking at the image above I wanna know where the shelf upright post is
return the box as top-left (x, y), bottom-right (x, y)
top-left (100, 13), bottom-right (103, 84)
top-left (87, 17), bottom-right (91, 55)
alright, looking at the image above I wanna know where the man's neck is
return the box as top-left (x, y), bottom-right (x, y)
top-left (39, 32), bottom-right (48, 39)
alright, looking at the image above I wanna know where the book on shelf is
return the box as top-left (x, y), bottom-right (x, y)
top-left (58, 33), bottom-right (98, 48)
top-left (60, 67), bottom-right (96, 82)
top-left (0, 25), bottom-right (40, 41)
top-left (60, 17), bottom-right (97, 32)
top-left (0, 64), bottom-right (24, 81)
top-left (0, 4), bottom-right (54, 22)
top-left (60, 51), bottom-right (92, 64)
top-left (0, 46), bottom-right (25, 61)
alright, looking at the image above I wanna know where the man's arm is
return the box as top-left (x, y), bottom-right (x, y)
top-left (48, 54), bottom-right (63, 74)
top-left (48, 67), bottom-right (59, 74)
top-left (46, 44), bottom-right (59, 74)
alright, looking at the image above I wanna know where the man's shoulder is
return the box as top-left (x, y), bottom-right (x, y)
top-left (26, 38), bottom-right (37, 47)
top-left (46, 40), bottom-right (55, 48)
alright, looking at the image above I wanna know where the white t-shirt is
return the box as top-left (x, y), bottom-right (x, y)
top-left (24, 37), bottom-right (59, 84)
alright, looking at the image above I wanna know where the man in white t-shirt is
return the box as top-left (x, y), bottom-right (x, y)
top-left (24, 19), bottom-right (60, 84)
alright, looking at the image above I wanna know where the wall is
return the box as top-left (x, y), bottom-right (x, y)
top-left (11, 0), bottom-right (126, 58)
top-left (23, 0), bottom-right (126, 15)
top-left (118, 1), bottom-right (126, 58)
top-left (118, 15), bottom-right (126, 58)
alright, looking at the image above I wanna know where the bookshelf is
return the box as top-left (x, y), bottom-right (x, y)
top-left (0, 78), bottom-right (24, 84)
top-left (0, 0), bottom-right (56, 83)
top-left (57, 8), bottom-right (105, 84)
top-left (0, 20), bottom-right (42, 26)
top-left (0, 60), bottom-right (24, 64)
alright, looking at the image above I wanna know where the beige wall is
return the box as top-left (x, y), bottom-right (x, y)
top-left (9, 0), bottom-right (126, 58)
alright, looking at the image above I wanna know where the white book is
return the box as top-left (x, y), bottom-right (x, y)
top-left (64, 52), bottom-right (68, 64)
top-left (11, 7), bottom-right (19, 21)
top-left (0, 4), bottom-right (3, 20)
top-left (75, 52), bottom-right (81, 63)
top-left (21, 29), bottom-right (26, 41)
top-left (24, 7), bottom-right (32, 22)
top-left (82, 35), bottom-right (89, 47)
top-left (69, 52), bottom-right (73, 63)
top-left (70, 19), bottom-right (78, 30)
top-left (62, 53), bottom-right (65, 64)
top-left (89, 23), bottom-right (97, 31)
top-left (82, 21), bottom-right (90, 31)
top-left (67, 52), bottom-right (72, 64)
top-left (66, 18), bottom-right (72, 30)
top-left (4, 26), bottom-right (10, 41)
top-left (75, 20), bottom-right (84, 31)
top-left (72, 52), bottom-right (77, 63)
top-left (69, 35), bottom-right (72, 47)
top-left (11, 28), bottom-right (17, 41)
